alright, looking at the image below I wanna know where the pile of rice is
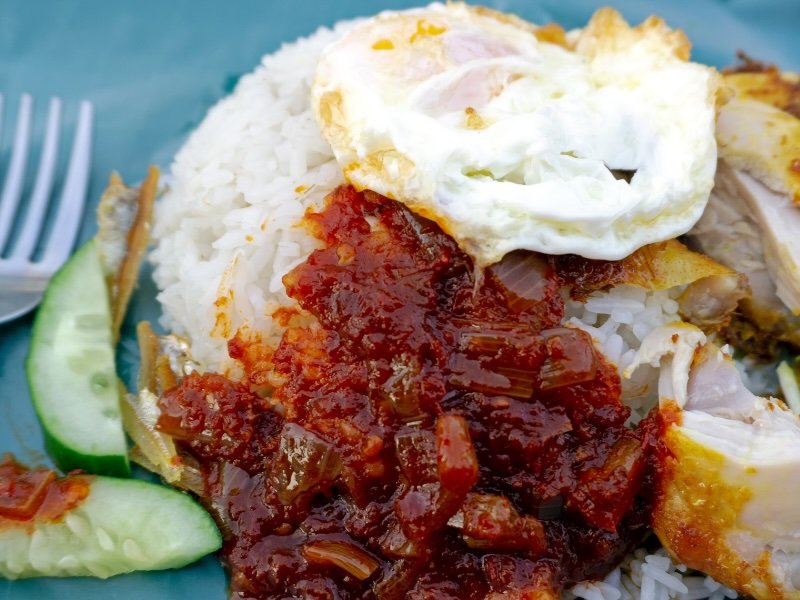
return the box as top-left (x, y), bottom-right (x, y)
top-left (152, 21), bottom-right (356, 370)
top-left (151, 19), bottom-right (738, 600)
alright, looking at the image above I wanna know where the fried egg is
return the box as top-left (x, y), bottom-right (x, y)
top-left (312, 3), bottom-right (722, 265)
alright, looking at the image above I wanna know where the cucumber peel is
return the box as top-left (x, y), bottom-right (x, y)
top-left (26, 240), bottom-right (130, 476)
top-left (0, 476), bottom-right (221, 579)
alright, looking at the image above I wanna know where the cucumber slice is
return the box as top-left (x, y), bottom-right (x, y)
top-left (26, 240), bottom-right (130, 476)
top-left (0, 477), bottom-right (221, 579)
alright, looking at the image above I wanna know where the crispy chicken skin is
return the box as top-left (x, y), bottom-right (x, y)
top-left (718, 57), bottom-right (800, 204)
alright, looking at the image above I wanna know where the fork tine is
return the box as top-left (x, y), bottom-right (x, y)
top-left (42, 100), bottom-right (93, 270)
top-left (0, 93), bottom-right (33, 252)
top-left (12, 97), bottom-right (62, 261)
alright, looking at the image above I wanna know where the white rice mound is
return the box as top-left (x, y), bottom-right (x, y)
top-left (151, 18), bottom-right (737, 600)
top-left (152, 22), bottom-right (355, 371)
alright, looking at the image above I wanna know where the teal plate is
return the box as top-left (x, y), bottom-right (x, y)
top-left (1, 0), bottom-right (798, 597)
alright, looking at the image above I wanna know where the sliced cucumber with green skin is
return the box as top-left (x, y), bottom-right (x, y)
top-left (0, 476), bottom-right (221, 579)
top-left (26, 240), bottom-right (130, 476)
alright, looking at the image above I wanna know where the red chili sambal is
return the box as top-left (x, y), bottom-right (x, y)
top-left (158, 185), bottom-right (663, 599)
top-left (0, 455), bottom-right (90, 531)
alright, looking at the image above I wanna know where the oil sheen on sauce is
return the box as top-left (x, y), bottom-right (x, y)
top-left (0, 455), bottom-right (91, 531)
top-left (158, 185), bottom-right (667, 599)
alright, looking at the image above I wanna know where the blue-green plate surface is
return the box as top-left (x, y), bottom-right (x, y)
top-left (1, 0), bottom-right (798, 597)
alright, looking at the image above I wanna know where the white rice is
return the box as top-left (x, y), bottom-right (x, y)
top-left (151, 18), bottom-right (740, 600)
top-left (564, 285), bottom-right (683, 423)
top-left (152, 21), bottom-right (357, 371)
top-left (566, 547), bottom-right (738, 600)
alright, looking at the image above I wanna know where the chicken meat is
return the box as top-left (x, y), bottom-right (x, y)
top-left (626, 324), bottom-right (800, 600)
top-left (686, 61), bottom-right (800, 356)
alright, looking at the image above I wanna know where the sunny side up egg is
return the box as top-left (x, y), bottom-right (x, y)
top-left (312, 3), bottom-right (722, 265)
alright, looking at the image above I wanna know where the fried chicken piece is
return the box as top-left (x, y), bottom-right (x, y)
top-left (626, 325), bottom-right (800, 600)
top-left (686, 59), bottom-right (800, 357)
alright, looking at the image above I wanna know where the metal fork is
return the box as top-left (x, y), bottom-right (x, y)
top-left (0, 94), bottom-right (93, 325)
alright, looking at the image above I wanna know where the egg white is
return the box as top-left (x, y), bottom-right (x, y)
top-left (312, 3), bottom-right (721, 264)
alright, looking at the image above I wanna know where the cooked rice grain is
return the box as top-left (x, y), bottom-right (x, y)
top-left (152, 22), bottom-right (356, 370)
